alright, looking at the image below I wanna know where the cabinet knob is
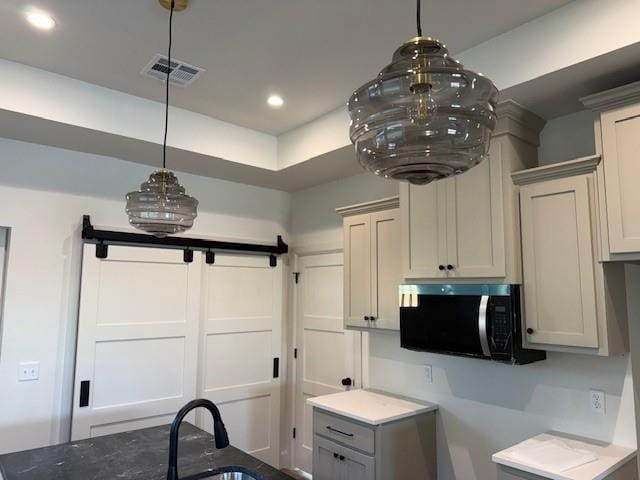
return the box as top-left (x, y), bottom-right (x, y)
top-left (446, 264), bottom-right (454, 270)
top-left (341, 377), bottom-right (353, 387)
top-left (526, 328), bottom-right (534, 334)
top-left (339, 455), bottom-right (345, 461)
top-left (370, 316), bottom-right (376, 321)
top-left (364, 316), bottom-right (370, 321)
top-left (333, 453), bottom-right (338, 459)
top-left (438, 265), bottom-right (445, 271)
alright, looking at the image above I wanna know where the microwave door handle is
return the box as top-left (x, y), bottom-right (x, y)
top-left (478, 295), bottom-right (491, 357)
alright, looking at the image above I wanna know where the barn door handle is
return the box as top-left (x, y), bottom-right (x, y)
top-left (79, 380), bottom-right (90, 408)
top-left (273, 358), bottom-right (280, 379)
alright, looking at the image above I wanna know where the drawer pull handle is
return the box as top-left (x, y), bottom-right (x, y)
top-left (326, 425), bottom-right (354, 438)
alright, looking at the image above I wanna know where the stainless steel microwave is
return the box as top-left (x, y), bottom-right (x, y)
top-left (399, 284), bottom-right (545, 365)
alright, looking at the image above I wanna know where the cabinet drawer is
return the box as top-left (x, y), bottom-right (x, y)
top-left (314, 410), bottom-right (375, 455)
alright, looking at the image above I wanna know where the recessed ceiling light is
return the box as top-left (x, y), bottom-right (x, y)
top-left (26, 10), bottom-right (56, 31)
top-left (267, 94), bottom-right (284, 108)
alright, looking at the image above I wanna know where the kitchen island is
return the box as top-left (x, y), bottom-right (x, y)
top-left (0, 423), bottom-right (293, 480)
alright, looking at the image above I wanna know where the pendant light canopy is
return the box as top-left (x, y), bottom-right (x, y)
top-left (348, 1), bottom-right (499, 185)
top-left (126, 0), bottom-right (198, 237)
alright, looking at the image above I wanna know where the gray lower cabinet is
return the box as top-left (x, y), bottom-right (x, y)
top-left (312, 408), bottom-right (436, 480)
top-left (314, 435), bottom-right (375, 480)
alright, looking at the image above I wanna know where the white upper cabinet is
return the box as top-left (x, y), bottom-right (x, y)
top-left (339, 198), bottom-right (401, 331)
top-left (582, 81), bottom-right (640, 260)
top-left (401, 101), bottom-right (544, 282)
top-left (513, 157), bottom-right (629, 356)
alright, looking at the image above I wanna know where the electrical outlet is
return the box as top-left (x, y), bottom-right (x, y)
top-left (18, 362), bottom-right (40, 381)
top-left (590, 389), bottom-right (605, 414)
top-left (424, 364), bottom-right (433, 384)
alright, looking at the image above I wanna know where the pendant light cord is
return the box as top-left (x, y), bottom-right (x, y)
top-left (162, 0), bottom-right (175, 170)
top-left (416, 0), bottom-right (422, 37)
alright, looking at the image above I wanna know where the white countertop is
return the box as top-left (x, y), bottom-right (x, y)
top-left (492, 432), bottom-right (637, 480)
top-left (306, 389), bottom-right (438, 426)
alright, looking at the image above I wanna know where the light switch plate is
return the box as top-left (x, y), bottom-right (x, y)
top-left (18, 362), bottom-right (40, 381)
top-left (424, 364), bottom-right (433, 384)
top-left (589, 389), bottom-right (605, 415)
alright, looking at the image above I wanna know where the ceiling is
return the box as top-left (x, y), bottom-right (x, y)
top-left (0, 0), bottom-right (574, 135)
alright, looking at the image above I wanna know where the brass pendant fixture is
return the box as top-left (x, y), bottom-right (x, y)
top-left (126, 0), bottom-right (198, 237)
top-left (159, 0), bottom-right (189, 12)
top-left (347, 0), bottom-right (499, 185)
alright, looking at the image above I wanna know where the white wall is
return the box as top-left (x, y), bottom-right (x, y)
top-left (0, 138), bottom-right (291, 454)
top-left (290, 164), bottom-right (637, 480)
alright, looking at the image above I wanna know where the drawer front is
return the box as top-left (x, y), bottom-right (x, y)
top-left (314, 410), bottom-right (375, 455)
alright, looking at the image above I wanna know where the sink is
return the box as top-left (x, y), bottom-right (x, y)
top-left (190, 469), bottom-right (260, 480)
top-left (204, 473), bottom-right (258, 480)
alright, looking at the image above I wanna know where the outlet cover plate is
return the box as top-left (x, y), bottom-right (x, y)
top-left (590, 389), bottom-right (605, 415)
top-left (425, 364), bottom-right (433, 384)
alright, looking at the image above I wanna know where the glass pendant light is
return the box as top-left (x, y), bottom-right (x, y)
top-left (126, 0), bottom-right (198, 237)
top-left (348, 0), bottom-right (499, 185)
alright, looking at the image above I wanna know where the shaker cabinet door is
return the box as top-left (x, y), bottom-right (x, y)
top-left (370, 208), bottom-right (402, 330)
top-left (344, 214), bottom-right (372, 328)
top-left (601, 105), bottom-right (640, 254)
top-left (401, 182), bottom-right (448, 279)
top-left (446, 142), bottom-right (506, 278)
top-left (313, 435), bottom-right (341, 480)
top-left (520, 175), bottom-right (599, 348)
top-left (338, 446), bottom-right (376, 480)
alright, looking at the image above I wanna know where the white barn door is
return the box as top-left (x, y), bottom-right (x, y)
top-left (197, 254), bottom-right (283, 467)
top-left (293, 253), bottom-right (359, 474)
top-left (71, 245), bottom-right (201, 440)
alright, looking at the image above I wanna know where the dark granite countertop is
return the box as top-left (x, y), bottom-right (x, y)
top-left (0, 423), bottom-right (293, 480)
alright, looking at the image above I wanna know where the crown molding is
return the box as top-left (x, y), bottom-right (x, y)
top-left (511, 155), bottom-right (601, 186)
top-left (336, 196), bottom-right (400, 217)
top-left (494, 99), bottom-right (546, 147)
top-left (581, 80), bottom-right (640, 112)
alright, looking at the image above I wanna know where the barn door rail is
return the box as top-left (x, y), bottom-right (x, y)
top-left (81, 215), bottom-right (288, 266)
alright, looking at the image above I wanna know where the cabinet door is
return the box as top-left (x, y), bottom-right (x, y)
top-left (338, 446), bottom-right (376, 480)
top-left (313, 435), bottom-right (341, 480)
top-left (446, 141), bottom-right (506, 278)
top-left (601, 105), bottom-right (640, 254)
top-left (370, 208), bottom-right (402, 330)
top-left (401, 182), bottom-right (448, 279)
top-left (344, 214), bottom-right (371, 328)
top-left (520, 175), bottom-right (599, 348)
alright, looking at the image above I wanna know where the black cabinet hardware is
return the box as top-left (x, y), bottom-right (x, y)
top-left (370, 316), bottom-right (376, 321)
top-left (341, 377), bottom-right (352, 387)
top-left (205, 250), bottom-right (215, 264)
top-left (183, 249), bottom-right (194, 263)
top-left (526, 328), bottom-right (534, 334)
top-left (273, 358), bottom-right (280, 378)
top-left (438, 265), bottom-right (445, 270)
top-left (446, 264), bottom-right (454, 270)
top-left (339, 455), bottom-right (345, 461)
top-left (333, 453), bottom-right (338, 459)
top-left (364, 316), bottom-right (370, 321)
top-left (326, 425), bottom-right (354, 437)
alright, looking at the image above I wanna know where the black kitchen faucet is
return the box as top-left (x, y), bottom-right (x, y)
top-left (167, 399), bottom-right (230, 480)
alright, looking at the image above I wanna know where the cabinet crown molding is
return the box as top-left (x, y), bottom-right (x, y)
top-left (512, 155), bottom-right (601, 185)
top-left (494, 100), bottom-right (546, 147)
top-left (581, 80), bottom-right (640, 112)
top-left (336, 196), bottom-right (399, 217)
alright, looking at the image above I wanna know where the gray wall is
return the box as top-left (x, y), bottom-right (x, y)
top-left (538, 110), bottom-right (598, 165)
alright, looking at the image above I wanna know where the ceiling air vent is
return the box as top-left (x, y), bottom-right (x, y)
top-left (141, 54), bottom-right (204, 87)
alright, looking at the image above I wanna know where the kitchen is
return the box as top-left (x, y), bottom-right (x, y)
top-left (1, 1), bottom-right (640, 479)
